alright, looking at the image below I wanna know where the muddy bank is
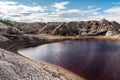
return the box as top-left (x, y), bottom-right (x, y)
top-left (0, 34), bottom-right (68, 53)
top-left (0, 34), bottom-right (87, 80)
top-left (0, 48), bottom-right (85, 80)
top-left (1, 34), bottom-right (120, 53)
top-left (0, 33), bottom-right (120, 80)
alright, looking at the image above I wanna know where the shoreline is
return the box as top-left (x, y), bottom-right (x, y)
top-left (0, 34), bottom-right (120, 80)
top-left (2, 34), bottom-right (119, 53)
top-left (25, 34), bottom-right (120, 41)
top-left (18, 50), bottom-right (85, 80)
top-left (0, 48), bottom-right (86, 80)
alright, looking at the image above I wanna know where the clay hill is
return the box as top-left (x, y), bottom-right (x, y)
top-left (11, 19), bottom-right (120, 36)
top-left (0, 18), bottom-right (119, 36)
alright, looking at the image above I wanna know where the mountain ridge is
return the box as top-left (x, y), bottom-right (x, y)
top-left (0, 18), bottom-right (120, 36)
top-left (13, 19), bottom-right (120, 36)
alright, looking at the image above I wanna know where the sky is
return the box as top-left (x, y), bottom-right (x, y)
top-left (0, 0), bottom-right (120, 22)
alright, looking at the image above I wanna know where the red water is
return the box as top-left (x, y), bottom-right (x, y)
top-left (19, 40), bottom-right (120, 80)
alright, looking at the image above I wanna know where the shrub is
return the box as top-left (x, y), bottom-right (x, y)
top-left (0, 19), bottom-right (13, 26)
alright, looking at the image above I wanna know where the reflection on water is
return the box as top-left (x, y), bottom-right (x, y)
top-left (18, 40), bottom-right (120, 80)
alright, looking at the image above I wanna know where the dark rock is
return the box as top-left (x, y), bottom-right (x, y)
top-left (7, 27), bottom-right (20, 34)
top-left (13, 22), bottom-right (46, 34)
top-left (38, 22), bottom-right (62, 34)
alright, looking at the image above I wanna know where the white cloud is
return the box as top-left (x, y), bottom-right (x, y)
top-left (0, 1), bottom-right (120, 23)
top-left (92, 12), bottom-right (100, 15)
top-left (112, 2), bottom-right (120, 4)
top-left (84, 14), bottom-right (120, 23)
top-left (58, 9), bottom-right (83, 18)
top-left (32, 3), bottom-right (37, 5)
top-left (88, 6), bottom-right (95, 9)
top-left (84, 8), bottom-right (102, 13)
top-left (83, 6), bottom-right (120, 23)
top-left (0, 1), bottom-right (17, 5)
top-left (0, 1), bottom-right (46, 22)
top-left (104, 6), bottom-right (120, 14)
top-left (0, 1), bottom-right (103, 22)
top-left (52, 1), bottom-right (69, 11)
top-left (102, 6), bottom-right (120, 22)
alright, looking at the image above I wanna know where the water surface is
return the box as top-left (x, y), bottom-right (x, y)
top-left (18, 40), bottom-right (120, 80)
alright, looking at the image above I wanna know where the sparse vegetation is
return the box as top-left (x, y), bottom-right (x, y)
top-left (17, 27), bottom-right (23, 31)
top-left (0, 19), bottom-right (13, 26)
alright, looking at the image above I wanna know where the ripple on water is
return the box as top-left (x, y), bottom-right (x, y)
top-left (18, 40), bottom-right (120, 80)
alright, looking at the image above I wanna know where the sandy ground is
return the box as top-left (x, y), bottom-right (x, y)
top-left (24, 34), bottom-right (120, 41)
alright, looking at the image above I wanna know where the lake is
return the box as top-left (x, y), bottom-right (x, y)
top-left (18, 40), bottom-right (120, 80)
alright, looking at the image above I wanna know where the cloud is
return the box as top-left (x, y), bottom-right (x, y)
top-left (84, 8), bottom-right (102, 13)
top-left (84, 14), bottom-right (120, 23)
top-left (92, 12), bottom-right (100, 15)
top-left (0, 1), bottom-right (102, 22)
top-left (112, 2), bottom-right (120, 4)
top-left (0, 1), bottom-right (17, 5)
top-left (58, 9), bottom-right (83, 18)
top-left (52, 1), bottom-right (69, 11)
top-left (83, 6), bottom-right (120, 23)
top-left (32, 3), bottom-right (37, 5)
top-left (104, 6), bottom-right (120, 14)
top-left (102, 6), bottom-right (120, 22)
top-left (0, 1), bottom-right (46, 22)
top-left (49, 7), bottom-right (102, 22)
top-left (0, 1), bottom-right (120, 23)
top-left (88, 6), bottom-right (95, 9)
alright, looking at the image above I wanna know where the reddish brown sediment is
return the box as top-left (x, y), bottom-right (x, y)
top-left (24, 34), bottom-right (120, 41)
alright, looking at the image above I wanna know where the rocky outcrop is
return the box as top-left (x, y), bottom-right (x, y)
top-left (0, 22), bottom-right (21, 35)
top-left (105, 31), bottom-right (117, 36)
top-left (0, 48), bottom-right (84, 80)
top-left (7, 27), bottom-right (20, 34)
top-left (0, 34), bottom-right (48, 53)
top-left (0, 19), bottom-right (115, 36)
top-left (38, 22), bottom-right (62, 34)
top-left (13, 22), bottom-right (46, 34)
top-left (0, 23), bottom-right (9, 35)
top-left (0, 19), bottom-right (120, 36)
top-left (37, 19), bottom-right (120, 36)
top-left (0, 35), bottom-right (9, 42)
